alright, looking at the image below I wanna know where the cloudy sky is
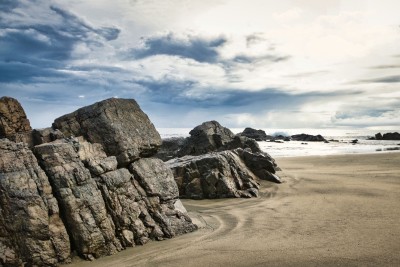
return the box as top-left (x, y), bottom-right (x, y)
top-left (1, 0), bottom-right (399, 130)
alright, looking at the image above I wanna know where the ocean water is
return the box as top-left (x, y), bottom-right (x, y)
top-left (157, 128), bottom-right (400, 158)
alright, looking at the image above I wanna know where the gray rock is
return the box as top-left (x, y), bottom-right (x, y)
top-left (33, 141), bottom-right (123, 260)
top-left (32, 127), bottom-right (64, 146)
top-left (375, 132), bottom-right (400, 140)
top-left (53, 98), bottom-right (162, 166)
top-left (291, 133), bottom-right (326, 142)
top-left (155, 137), bottom-right (187, 161)
top-left (239, 127), bottom-right (272, 141)
top-left (0, 139), bottom-right (70, 266)
top-left (0, 96), bottom-right (33, 146)
top-left (167, 150), bottom-right (260, 199)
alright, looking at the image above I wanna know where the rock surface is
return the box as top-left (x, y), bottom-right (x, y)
top-left (0, 97), bottom-right (197, 265)
top-left (291, 133), bottom-right (326, 142)
top-left (167, 149), bottom-right (260, 199)
top-left (239, 127), bottom-right (272, 141)
top-left (0, 96), bottom-right (33, 146)
top-left (0, 139), bottom-right (70, 266)
top-left (53, 98), bottom-right (162, 166)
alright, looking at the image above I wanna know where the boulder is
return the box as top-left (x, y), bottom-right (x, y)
top-left (155, 137), bottom-right (187, 161)
top-left (53, 98), bottom-right (162, 166)
top-left (375, 132), bottom-right (400, 140)
top-left (0, 139), bottom-right (70, 266)
top-left (240, 127), bottom-right (272, 141)
top-left (291, 133), bottom-right (326, 142)
top-left (32, 127), bottom-right (64, 146)
top-left (167, 150), bottom-right (260, 199)
top-left (0, 96), bottom-right (33, 146)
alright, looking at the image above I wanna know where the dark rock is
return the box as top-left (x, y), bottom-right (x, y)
top-left (239, 127), bottom-right (272, 141)
top-left (155, 137), bottom-right (187, 161)
top-left (375, 132), bottom-right (400, 140)
top-left (167, 149), bottom-right (260, 199)
top-left (291, 133), bottom-right (326, 142)
top-left (53, 98), bottom-right (162, 166)
top-left (351, 139), bottom-right (358, 144)
top-left (32, 127), bottom-right (65, 146)
top-left (0, 139), bottom-right (70, 266)
top-left (223, 135), bottom-right (263, 154)
top-left (0, 96), bottom-right (33, 146)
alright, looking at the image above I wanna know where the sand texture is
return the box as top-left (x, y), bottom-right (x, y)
top-left (70, 152), bottom-right (400, 266)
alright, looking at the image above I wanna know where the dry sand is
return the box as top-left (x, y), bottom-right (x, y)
top-left (70, 152), bottom-right (400, 266)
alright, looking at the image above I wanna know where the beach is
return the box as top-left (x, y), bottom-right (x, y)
top-left (70, 152), bottom-right (400, 267)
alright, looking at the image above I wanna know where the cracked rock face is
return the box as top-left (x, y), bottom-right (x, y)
top-left (53, 98), bottom-right (162, 166)
top-left (0, 139), bottom-right (70, 266)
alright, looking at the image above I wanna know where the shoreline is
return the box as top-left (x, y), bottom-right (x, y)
top-left (70, 152), bottom-right (400, 267)
top-left (273, 149), bottom-right (400, 159)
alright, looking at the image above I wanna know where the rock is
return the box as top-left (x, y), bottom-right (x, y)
top-left (32, 127), bottom-right (64, 145)
top-left (375, 132), bottom-right (400, 140)
top-left (239, 127), bottom-right (272, 141)
top-left (0, 139), bottom-right (70, 266)
top-left (0, 96), bottom-right (33, 146)
top-left (53, 98), bottom-right (162, 166)
top-left (167, 150), bottom-right (260, 199)
top-left (155, 137), bottom-right (187, 161)
top-left (177, 121), bottom-right (235, 156)
top-left (238, 148), bottom-right (281, 183)
top-left (33, 141), bottom-right (123, 260)
top-left (351, 139), bottom-right (358, 144)
top-left (223, 135), bottom-right (263, 154)
top-left (291, 133), bottom-right (326, 142)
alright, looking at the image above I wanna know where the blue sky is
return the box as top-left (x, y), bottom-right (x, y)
top-left (1, 0), bottom-right (399, 130)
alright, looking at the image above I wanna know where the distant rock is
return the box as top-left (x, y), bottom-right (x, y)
top-left (53, 98), bottom-right (162, 166)
top-left (239, 127), bottom-right (272, 141)
top-left (374, 132), bottom-right (400, 140)
top-left (291, 133), bottom-right (326, 142)
top-left (0, 96), bottom-right (33, 146)
top-left (167, 149), bottom-right (260, 199)
top-left (155, 137), bottom-right (187, 161)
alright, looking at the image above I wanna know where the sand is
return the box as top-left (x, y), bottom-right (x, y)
top-left (70, 152), bottom-right (400, 266)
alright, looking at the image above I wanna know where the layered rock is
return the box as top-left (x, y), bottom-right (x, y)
top-left (238, 149), bottom-right (281, 183)
top-left (239, 127), bottom-right (273, 141)
top-left (32, 127), bottom-right (64, 146)
top-left (0, 96), bottom-right (33, 146)
top-left (156, 137), bottom-right (187, 161)
top-left (53, 98), bottom-right (162, 166)
top-left (167, 149), bottom-right (260, 199)
top-left (0, 139), bottom-right (70, 266)
top-left (291, 133), bottom-right (326, 142)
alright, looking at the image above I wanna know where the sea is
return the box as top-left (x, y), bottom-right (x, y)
top-left (157, 128), bottom-right (400, 158)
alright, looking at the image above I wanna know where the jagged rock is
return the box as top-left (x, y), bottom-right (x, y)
top-left (0, 96), bottom-right (33, 146)
top-left (178, 121), bottom-right (236, 156)
top-left (167, 150), bottom-right (260, 199)
top-left (0, 139), bottom-right (70, 266)
top-left (238, 148), bottom-right (281, 183)
top-left (155, 137), bottom-right (187, 161)
top-left (32, 127), bottom-right (64, 146)
top-left (33, 141), bottom-right (123, 260)
top-left (239, 127), bottom-right (272, 141)
top-left (291, 133), bottom-right (326, 142)
top-left (53, 98), bottom-right (162, 166)
top-left (375, 132), bottom-right (400, 140)
top-left (223, 135), bottom-right (263, 154)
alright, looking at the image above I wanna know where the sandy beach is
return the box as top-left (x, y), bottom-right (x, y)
top-left (70, 152), bottom-right (400, 267)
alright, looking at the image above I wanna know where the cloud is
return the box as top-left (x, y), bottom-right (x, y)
top-left (130, 33), bottom-right (227, 63)
top-left (359, 75), bottom-right (400, 83)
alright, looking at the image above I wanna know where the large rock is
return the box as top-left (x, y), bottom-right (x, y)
top-left (155, 137), bottom-right (187, 161)
top-left (0, 139), bottom-right (70, 266)
top-left (291, 133), bottom-right (326, 142)
top-left (240, 127), bottom-right (272, 141)
top-left (33, 141), bottom-right (123, 260)
top-left (32, 127), bottom-right (65, 146)
top-left (53, 98), bottom-right (162, 166)
top-left (374, 132), bottom-right (400, 140)
top-left (167, 150), bottom-right (260, 199)
top-left (0, 96), bottom-right (32, 146)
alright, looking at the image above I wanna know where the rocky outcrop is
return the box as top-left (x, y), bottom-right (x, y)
top-left (374, 132), bottom-right (400, 140)
top-left (0, 96), bottom-right (33, 146)
top-left (291, 133), bottom-right (326, 142)
top-left (53, 98), bottom-right (162, 166)
top-left (167, 149), bottom-right (260, 199)
top-left (238, 149), bottom-right (281, 183)
top-left (239, 127), bottom-right (272, 141)
top-left (0, 97), bottom-right (197, 265)
top-left (0, 139), bottom-right (70, 266)
top-left (156, 137), bottom-right (187, 161)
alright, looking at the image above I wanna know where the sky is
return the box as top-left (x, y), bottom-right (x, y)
top-left (1, 0), bottom-right (399, 130)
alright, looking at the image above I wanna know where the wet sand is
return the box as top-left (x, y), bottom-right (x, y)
top-left (70, 152), bottom-right (400, 266)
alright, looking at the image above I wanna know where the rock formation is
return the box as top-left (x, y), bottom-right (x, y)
top-left (374, 132), bottom-right (400, 140)
top-left (291, 133), bottom-right (326, 142)
top-left (0, 97), bottom-right (196, 266)
top-left (239, 127), bottom-right (273, 141)
top-left (167, 149), bottom-right (260, 199)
